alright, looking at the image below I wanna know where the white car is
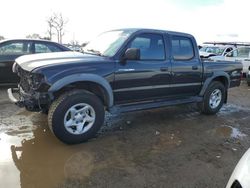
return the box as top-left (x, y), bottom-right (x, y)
top-left (226, 148), bottom-right (250, 188)
top-left (199, 44), bottom-right (235, 58)
top-left (211, 46), bottom-right (250, 74)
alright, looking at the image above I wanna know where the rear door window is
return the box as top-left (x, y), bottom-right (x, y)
top-left (171, 36), bottom-right (194, 60)
top-left (35, 43), bottom-right (62, 53)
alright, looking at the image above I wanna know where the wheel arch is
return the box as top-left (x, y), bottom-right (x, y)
top-left (199, 72), bottom-right (230, 97)
top-left (48, 74), bottom-right (114, 108)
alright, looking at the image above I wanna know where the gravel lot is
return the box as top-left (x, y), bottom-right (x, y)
top-left (0, 82), bottom-right (250, 188)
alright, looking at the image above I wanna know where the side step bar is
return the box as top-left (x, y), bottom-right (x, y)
top-left (109, 96), bottom-right (203, 114)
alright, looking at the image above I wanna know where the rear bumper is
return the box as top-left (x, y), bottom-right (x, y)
top-left (7, 87), bottom-right (51, 111)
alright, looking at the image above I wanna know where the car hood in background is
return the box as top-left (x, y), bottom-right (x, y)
top-left (209, 55), bottom-right (226, 61)
top-left (14, 51), bottom-right (107, 72)
top-left (199, 51), bottom-right (216, 58)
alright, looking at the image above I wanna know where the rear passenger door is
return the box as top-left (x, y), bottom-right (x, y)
top-left (170, 36), bottom-right (202, 97)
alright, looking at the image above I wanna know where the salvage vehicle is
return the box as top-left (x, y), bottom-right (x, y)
top-left (199, 42), bottom-right (237, 58)
top-left (8, 29), bottom-right (242, 144)
top-left (211, 46), bottom-right (250, 75)
top-left (226, 148), bottom-right (250, 188)
top-left (0, 39), bottom-right (70, 84)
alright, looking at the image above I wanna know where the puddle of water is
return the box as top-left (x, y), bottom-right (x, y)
top-left (219, 104), bottom-right (250, 116)
top-left (230, 126), bottom-right (247, 139)
top-left (216, 125), bottom-right (247, 139)
top-left (0, 133), bottom-right (25, 188)
top-left (64, 151), bottom-right (94, 179)
top-left (0, 133), bottom-right (24, 163)
top-left (0, 112), bottom-right (97, 188)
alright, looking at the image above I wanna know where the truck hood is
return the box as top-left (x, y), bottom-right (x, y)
top-left (15, 51), bottom-right (107, 72)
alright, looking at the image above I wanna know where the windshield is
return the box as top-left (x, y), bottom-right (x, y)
top-left (199, 47), bottom-right (207, 52)
top-left (200, 46), bottom-right (226, 55)
top-left (83, 30), bottom-right (134, 57)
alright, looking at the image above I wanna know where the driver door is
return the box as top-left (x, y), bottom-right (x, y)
top-left (114, 33), bottom-right (172, 104)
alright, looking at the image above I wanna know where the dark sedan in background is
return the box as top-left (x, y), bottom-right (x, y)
top-left (0, 39), bottom-right (71, 84)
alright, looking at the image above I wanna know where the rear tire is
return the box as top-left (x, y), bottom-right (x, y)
top-left (247, 82), bottom-right (250, 86)
top-left (48, 90), bottom-right (104, 144)
top-left (198, 81), bottom-right (226, 115)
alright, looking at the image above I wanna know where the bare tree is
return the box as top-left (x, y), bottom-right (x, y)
top-left (41, 36), bottom-right (51, 40)
top-left (0, 36), bottom-right (4, 41)
top-left (26, 33), bottom-right (41, 39)
top-left (46, 16), bottom-right (55, 41)
top-left (50, 13), bottom-right (68, 44)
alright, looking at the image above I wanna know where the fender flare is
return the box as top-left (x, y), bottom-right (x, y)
top-left (48, 74), bottom-right (114, 107)
top-left (199, 72), bottom-right (230, 96)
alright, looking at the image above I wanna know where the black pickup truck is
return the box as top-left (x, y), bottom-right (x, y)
top-left (8, 29), bottom-right (242, 144)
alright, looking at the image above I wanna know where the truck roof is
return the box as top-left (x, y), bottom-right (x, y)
top-left (112, 28), bottom-right (194, 38)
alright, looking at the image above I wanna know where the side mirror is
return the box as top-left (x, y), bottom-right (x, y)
top-left (123, 48), bottom-right (140, 60)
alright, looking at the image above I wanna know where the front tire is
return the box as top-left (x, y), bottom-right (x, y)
top-left (48, 90), bottom-right (104, 144)
top-left (198, 81), bottom-right (226, 115)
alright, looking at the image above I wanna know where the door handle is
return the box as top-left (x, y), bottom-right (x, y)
top-left (244, 59), bottom-right (250, 61)
top-left (160, 67), bottom-right (168, 72)
top-left (192, 65), bottom-right (198, 70)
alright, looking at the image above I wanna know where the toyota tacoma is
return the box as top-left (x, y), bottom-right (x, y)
top-left (8, 29), bottom-right (242, 144)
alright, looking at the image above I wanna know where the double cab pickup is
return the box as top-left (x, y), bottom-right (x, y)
top-left (8, 29), bottom-right (242, 144)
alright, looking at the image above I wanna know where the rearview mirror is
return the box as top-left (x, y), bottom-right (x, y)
top-left (123, 48), bottom-right (140, 60)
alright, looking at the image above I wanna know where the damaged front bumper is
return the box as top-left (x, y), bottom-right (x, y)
top-left (7, 88), bottom-right (24, 107)
top-left (7, 87), bottom-right (51, 112)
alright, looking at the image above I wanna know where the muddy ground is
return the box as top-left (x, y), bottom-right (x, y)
top-left (0, 82), bottom-right (250, 188)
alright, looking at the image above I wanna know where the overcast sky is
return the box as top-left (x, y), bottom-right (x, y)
top-left (0, 0), bottom-right (249, 44)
